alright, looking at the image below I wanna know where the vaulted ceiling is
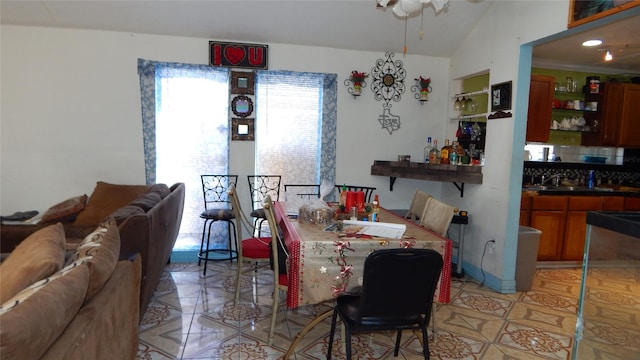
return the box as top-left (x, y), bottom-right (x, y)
top-left (2, 1), bottom-right (639, 75)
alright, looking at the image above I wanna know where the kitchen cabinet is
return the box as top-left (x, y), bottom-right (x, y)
top-left (562, 196), bottom-right (602, 261)
top-left (530, 196), bottom-right (567, 261)
top-left (625, 197), bottom-right (640, 210)
top-left (618, 84), bottom-right (640, 147)
top-left (526, 75), bottom-right (555, 142)
top-left (582, 82), bottom-right (623, 146)
top-left (522, 193), bottom-right (633, 261)
top-left (582, 83), bottom-right (640, 147)
top-left (520, 193), bottom-right (532, 226)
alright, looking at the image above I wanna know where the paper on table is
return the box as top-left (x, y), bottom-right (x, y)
top-left (342, 220), bottom-right (406, 239)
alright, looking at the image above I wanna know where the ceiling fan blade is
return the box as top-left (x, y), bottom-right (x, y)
top-left (377, 0), bottom-right (398, 8)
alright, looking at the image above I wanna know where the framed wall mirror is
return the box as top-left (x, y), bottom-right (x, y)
top-left (231, 118), bottom-right (254, 141)
top-left (231, 94), bottom-right (254, 118)
top-left (231, 71), bottom-right (255, 94)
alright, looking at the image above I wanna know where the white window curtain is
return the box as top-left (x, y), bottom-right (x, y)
top-left (138, 59), bottom-right (230, 253)
top-left (255, 70), bottom-right (337, 197)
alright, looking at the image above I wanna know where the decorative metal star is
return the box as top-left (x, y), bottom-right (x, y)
top-left (378, 108), bottom-right (401, 134)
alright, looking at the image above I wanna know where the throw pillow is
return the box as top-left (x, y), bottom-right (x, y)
top-left (108, 205), bottom-right (145, 225)
top-left (66, 218), bottom-right (120, 300)
top-left (73, 181), bottom-right (151, 226)
top-left (0, 261), bottom-right (90, 360)
top-left (0, 223), bottom-right (66, 303)
top-left (40, 194), bottom-right (88, 224)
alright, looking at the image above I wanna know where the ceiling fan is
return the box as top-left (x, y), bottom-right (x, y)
top-left (377, 0), bottom-right (450, 17)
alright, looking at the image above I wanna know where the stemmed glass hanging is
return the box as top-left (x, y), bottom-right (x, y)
top-left (454, 97), bottom-right (462, 111)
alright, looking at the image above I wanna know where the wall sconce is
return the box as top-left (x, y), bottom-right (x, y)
top-left (411, 76), bottom-right (432, 104)
top-left (344, 70), bottom-right (368, 97)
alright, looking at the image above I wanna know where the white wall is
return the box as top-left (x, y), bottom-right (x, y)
top-left (446, 1), bottom-right (570, 292)
top-left (1, 26), bottom-right (447, 217)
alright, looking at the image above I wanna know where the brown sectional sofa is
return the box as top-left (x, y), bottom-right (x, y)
top-left (0, 220), bottom-right (142, 359)
top-left (0, 181), bottom-right (186, 316)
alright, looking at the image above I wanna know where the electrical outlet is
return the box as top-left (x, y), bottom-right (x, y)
top-left (487, 240), bottom-right (496, 254)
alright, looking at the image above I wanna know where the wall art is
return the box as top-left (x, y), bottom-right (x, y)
top-left (209, 41), bottom-right (268, 69)
top-left (231, 95), bottom-right (254, 118)
top-left (370, 52), bottom-right (405, 134)
top-left (568, 0), bottom-right (639, 28)
top-left (491, 81), bottom-right (512, 112)
top-left (231, 71), bottom-right (255, 95)
top-left (231, 118), bottom-right (254, 141)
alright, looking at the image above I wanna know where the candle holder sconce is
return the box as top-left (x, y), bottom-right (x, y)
top-left (411, 76), bottom-right (432, 104)
top-left (344, 70), bottom-right (368, 98)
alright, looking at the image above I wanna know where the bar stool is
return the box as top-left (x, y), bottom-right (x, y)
top-left (198, 175), bottom-right (238, 275)
top-left (247, 175), bottom-right (281, 236)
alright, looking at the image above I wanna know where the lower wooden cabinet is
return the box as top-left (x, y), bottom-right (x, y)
top-left (520, 194), bottom-right (630, 261)
top-left (562, 197), bottom-right (603, 261)
top-left (625, 197), bottom-right (640, 210)
top-left (530, 196), bottom-right (567, 261)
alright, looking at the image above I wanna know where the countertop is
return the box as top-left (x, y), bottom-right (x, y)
top-left (586, 211), bottom-right (640, 239)
top-left (522, 184), bottom-right (640, 197)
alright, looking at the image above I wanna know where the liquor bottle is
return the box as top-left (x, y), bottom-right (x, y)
top-left (428, 139), bottom-right (440, 164)
top-left (371, 194), bottom-right (380, 222)
top-left (424, 137), bottom-right (432, 163)
top-left (440, 139), bottom-right (452, 164)
top-left (449, 141), bottom-right (458, 165)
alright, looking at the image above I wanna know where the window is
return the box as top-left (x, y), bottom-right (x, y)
top-left (138, 60), bottom-right (230, 254)
top-left (255, 70), bottom-right (337, 198)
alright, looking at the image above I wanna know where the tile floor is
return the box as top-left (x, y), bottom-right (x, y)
top-left (135, 261), bottom-right (635, 360)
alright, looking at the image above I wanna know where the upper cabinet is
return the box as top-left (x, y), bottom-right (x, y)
top-left (582, 83), bottom-right (640, 148)
top-left (526, 75), bottom-right (554, 142)
top-left (618, 84), bottom-right (640, 147)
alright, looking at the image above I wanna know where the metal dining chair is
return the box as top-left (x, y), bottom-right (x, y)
top-left (228, 184), bottom-right (272, 306)
top-left (198, 175), bottom-right (238, 275)
top-left (284, 184), bottom-right (321, 199)
top-left (334, 184), bottom-right (377, 203)
top-left (262, 195), bottom-right (289, 346)
top-left (405, 189), bottom-right (433, 223)
top-left (327, 248), bottom-right (443, 360)
top-left (247, 175), bottom-right (282, 236)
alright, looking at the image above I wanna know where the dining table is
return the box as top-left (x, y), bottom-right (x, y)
top-left (273, 201), bottom-right (452, 358)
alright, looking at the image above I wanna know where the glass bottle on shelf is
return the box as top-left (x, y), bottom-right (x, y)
top-left (440, 139), bottom-right (452, 165)
top-left (449, 141), bottom-right (459, 164)
top-left (424, 137), bottom-right (432, 163)
top-left (428, 139), bottom-right (440, 164)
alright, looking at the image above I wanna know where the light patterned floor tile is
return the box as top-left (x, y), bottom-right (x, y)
top-left (137, 265), bottom-right (639, 360)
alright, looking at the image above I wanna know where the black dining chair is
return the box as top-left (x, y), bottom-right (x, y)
top-left (247, 175), bottom-right (282, 236)
top-left (284, 184), bottom-right (321, 199)
top-left (327, 248), bottom-right (443, 360)
top-left (334, 184), bottom-right (377, 203)
top-left (198, 175), bottom-right (238, 275)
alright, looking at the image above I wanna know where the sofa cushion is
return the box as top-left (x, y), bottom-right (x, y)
top-left (40, 194), bottom-right (88, 224)
top-left (66, 218), bottom-right (121, 300)
top-left (0, 223), bottom-right (66, 303)
top-left (0, 261), bottom-right (90, 360)
top-left (149, 183), bottom-right (170, 199)
top-left (73, 181), bottom-right (151, 227)
top-left (109, 205), bottom-right (146, 225)
top-left (128, 192), bottom-right (162, 212)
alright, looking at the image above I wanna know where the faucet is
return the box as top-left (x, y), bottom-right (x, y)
top-left (540, 173), bottom-right (562, 186)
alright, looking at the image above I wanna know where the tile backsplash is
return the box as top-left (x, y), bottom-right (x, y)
top-left (523, 146), bottom-right (640, 186)
top-left (524, 144), bottom-right (624, 164)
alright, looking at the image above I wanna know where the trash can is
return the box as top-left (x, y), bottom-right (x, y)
top-left (516, 226), bottom-right (542, 291)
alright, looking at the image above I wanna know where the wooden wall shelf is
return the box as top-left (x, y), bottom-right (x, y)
top-left (370, 160), bottom-right (483, 197)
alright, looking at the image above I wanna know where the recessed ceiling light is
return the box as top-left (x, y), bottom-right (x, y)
top-left (582, 39), bottom-right (603, 47)
top-left (605, 50), bottom-right (613, 61)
